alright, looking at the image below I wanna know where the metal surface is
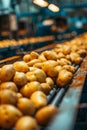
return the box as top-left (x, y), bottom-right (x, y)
top-left (47, 56), bottom-right (87, 130)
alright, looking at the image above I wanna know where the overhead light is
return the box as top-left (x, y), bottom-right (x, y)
top-left (2, 0), bottom-right (11, 8)
top-left (33, 0), bottom-right (48, 7)
top-left (48, 4), bottom-right (60, 12)
top-left (43, 19), bottom-right (54, 25)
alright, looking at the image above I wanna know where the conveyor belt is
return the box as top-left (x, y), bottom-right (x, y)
top-left (47, 56), bottom-right (87, 130)
top-left (0, 43), bottom-right (57, 67)
top-left (0, 52), bottom-right (87, 130)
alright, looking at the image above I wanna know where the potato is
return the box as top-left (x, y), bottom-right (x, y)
top-left (47, 60), bottom-right (58, 67)
top-left (63, 65), bottom-right (76, 73)
top-left (71, 45), bottom-right (78, 52)
top-left (0, 64), bottom-right (16, 82)
top-left (70, 52), bottom-right (80, 64)
top-left (27, 75), bottom-right (37, 82)
top-left (57, 58), bottom-right (71, 66)
top-left (0, 82), bottom-right (18, 92)
top-left (46, 67), bottom-right (58, 77)
top-left (16, 93), bottom-right (23, 99)
top-left (77, 49), bottom-right (86, 56)
top-left (30, 91), bottom-right (47, 109)
top-left (20, 81), bottom-right (42, 98)
top-left (23, 54), bottom-right (31, 62)
top-left (75, 57), bottom-right (83, 64)
top-left (40, 83), bottom-right (51, 94)
top-left (55, 44), bottom-right (62, 48)
top-left (29, 67), bottom-right (37, 71)
top-left (13, 72), bottom-right (28, 87)
top-left (49, 67), bottom-right (58, 77)
top-left (54, 48), bottom-right (61, 53)
top-left (27, 59), bottom-right (41, 67)
top-left (33, 62), bottom-right (42, 69)
top-left (46, 77), bottom-right (54, 89)
top-left (38, 53), bottom-right (47, 62)
top-left (26, 72), bottom-right (37, 82)
top-left (33, 68), bottom-right (46, 83)
top-left (35, 105), bottom-right (58, 126)
top-left (15, 116), bottom-right (38, 130)
top-left (66, 54), bottom-right (71, 60)
top-left (13, 61), bottom-right (29, 73)
top-left (0, 90), bottom-right (17, 105)
top-left (56, 69), bottom-right (73, 87)
top-left (56, 52), bottom-right (65, 59)
top-left (71, 53), bottom-right (82, 64)
top-left (30, 51), bottom-right (39, 60)
top-left (42, 61), bottom-right (58, 77)
top-left (42, 50), bottom-right (58, 60)
top-left (17, 98), bottom-right (35, 115)
top-left (62, 45), bottom-right (71, 55)
top-left (55, 65), bottom-right (63, 73)
top-left (0, 104), bottom-right (22, 128)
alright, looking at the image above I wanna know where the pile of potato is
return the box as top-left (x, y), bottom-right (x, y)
top-left (0, 35), bottom-right (54, 48)
top-left (0, 33), bottom-right (87, 130)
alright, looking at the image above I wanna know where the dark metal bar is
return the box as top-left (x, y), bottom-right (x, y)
top-left (47, 88), bottom-right (58, 104)
top-left (51, 88), bottom-right (66, 106)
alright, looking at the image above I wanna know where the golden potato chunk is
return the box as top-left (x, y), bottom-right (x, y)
top-left (55, 65), bottom-right (63, 73)
top-left (0, 82), bottom-right (18, 92)
top-left (27, 59), bottom-right (41, 67)
top-left (57, 52), bottom-right (65, 59)
top-left (0, 64), bottom-right (16, 82)
top-left (77, 49), bottom-right (86, 56)
top-left (33, 68), bottom-right (46, 83)
top-left (0, 90), bottom-right (17, 105)
top-left (57, 58), bottom-right (71, 66)
top-left (42, 61), bottom-right (58, 77)
top-left (26, 72), bottom-right (37, 82)
top-left (13, 72), bottom-right (28, 87)
top-left (13, 61), bottom-right (29, 73)
top-left (40, 83), bottom-right (51, 95)
top-left (47, 60), bottom-right (58, 67)
top-left (45, 77), bottom-right (54, 89)
top-left (56, 69), bottom-right (73, 87)
top-left (38, 53), bottom-right (47, 62)
top-left (0, 105), bottom-right (22, 128)
top-left (15, 116), bottom-right (38, 130)
top-left (33, 62), bottom-right (42, 69)
top-left (35, 105), bottom-right (58, 126)
top-left (63, 65), bottom-right (76, 73)
top-left (30, 51), bottom-right (39, 60)
top-left (30, 91), bottom-right (47, 109)
top-left (16, 93), bottom-right (23, 99)
top-left (42, 50), bottom-right (58, 60)
top-left (20, 81), bottom-right (42, 98)
top-left (17, 98), bottom-right (35, 115)
top-left (62, 45), bottom-right (71, 55)
top-left (70, 52), bottom-right (82, 64)
top-left (23, 54), bottom-right (31, 62)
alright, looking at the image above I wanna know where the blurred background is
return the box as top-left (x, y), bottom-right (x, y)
top-left (0, 0), bottom-right (87, 38)
top-left (0, 0), bottom-right (87, 58)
